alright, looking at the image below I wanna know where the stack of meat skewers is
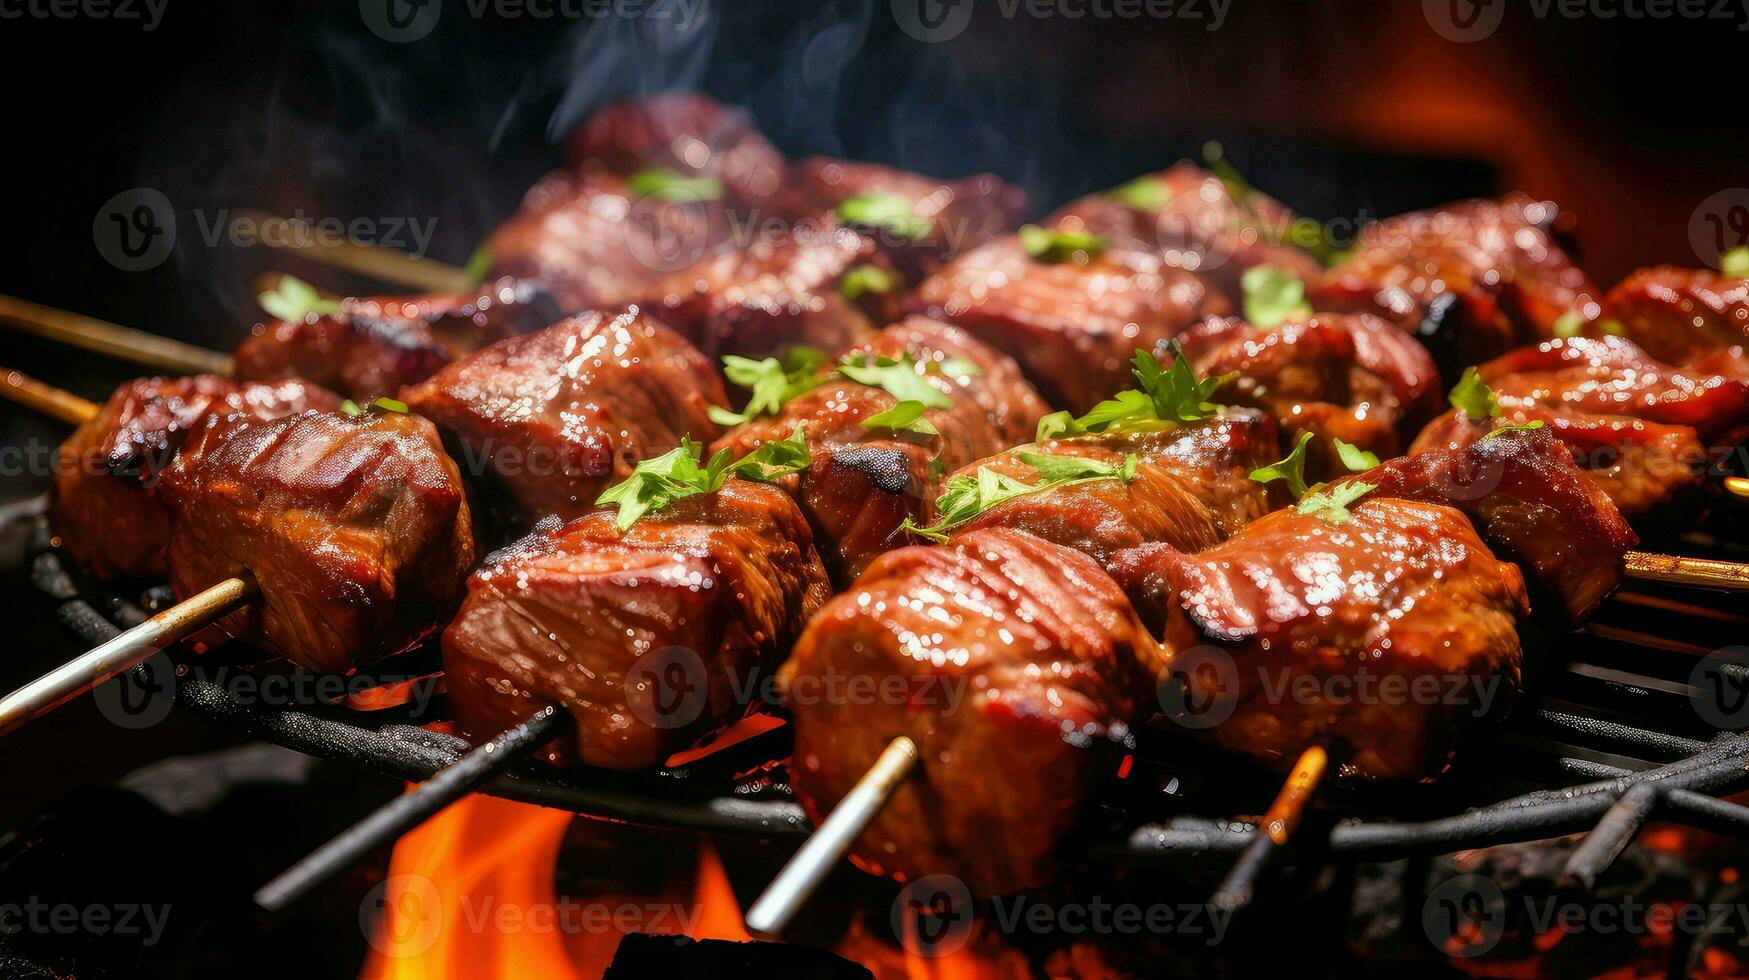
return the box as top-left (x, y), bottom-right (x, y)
top-left (2, 93), bottom-right (1748, 933)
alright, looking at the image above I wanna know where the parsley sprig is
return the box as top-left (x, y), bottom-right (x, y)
top-left (1020, 224), bottom-right (1109, 264)
top-left (900, 452), bottom-right (1141, 542)
top-left (1248, 431), bottom-right (1314, 497)
top-left (259, 275), bottom-right (342, 322)
top-left (708, 348), bottom-right (831, 427)
top-left (1105, 175), bottom-right (1172, 212)
top-left (1247, 431), bottom-right (1382, 523)
top-left (836, 192), bottom-right (929, 241)
top-left (340, 396), bottom-right (408, 418)
top-left (628, 168), bottom-right (724, 203)
top-left (1297, 480), bottom-right (1376, 524)
top-left (595, 426), bottom-right (811, 530)
top-left (1036, 348), bottom-right (1232, 441)
top-left (1448, 367), bottom-right (1502, 419)
top-left (1240, 264), bottom-right (1312, 329)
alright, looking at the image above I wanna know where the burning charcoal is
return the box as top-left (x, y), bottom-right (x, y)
top-left (604, 933), bottom-right (873, 979)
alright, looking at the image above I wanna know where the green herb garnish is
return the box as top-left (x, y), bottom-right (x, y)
top-left (1483, 419), bottom-right (1546, 439)
top-left (1036, 347), bottom-right (1231, 441)
top-left (901, 452), bottom-right (1141, 542)
top-left (259, 275), bottom-right (342, 322)
top-left (339, 400), bottom-right (362, 417)
top-left (1019, 224), bottom-right (1109, 264)
top-left (1552, 311), bottom-right (1585, 338)
top-left (1297, 480), bottom-right (1377, 524)
top-left (836, 192), bottom-right (929, 241)
top-left (837, 352), bottom-right (954, 410)
top-left (1240, 264), bottom-right (1312, 329)
top-left (1106, 176), bottom-right (1171, 212)
top-left (840, 264), bottom-right (899, 301)
top-left (861, 400), bottom-right (938, 436)
top-left (1248, 431), bottom-right (1314, 498)
top-left (463, 246), bottom-right (494, 287)
top-left (1333, 437), bottom-right (1379, 472)
top-left (1448, 367), bottom-right (1502, 419)
top-left (595, 426), bottom-right (810, 530)
top-left (628, 168), bottom-right (724, 203)
top-left (1721, 245), bottom-right (1749, 277)
top-left (708, 348), bottom-right (831, 426)
top-left (339, 396), bottom-right (406, 418)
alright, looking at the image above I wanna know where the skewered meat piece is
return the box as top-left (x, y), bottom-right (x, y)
top-left (234, 278), bottom-right (553, 399)
top-left (562, 93), bottom-right (789, 212)
top-left (912, 236), bottom-right (1231, 412)
top-left (711, 317), bottom-right (1047, 582)
top-left (637, 225), bottom-right (892, 362)
top-left (941, 410), bottom-right (1283, 563)
top-left (1605, 264), bottom-right (1749, 365)
top-left (155, 409), bottom-right (475, 673)
top-left (1176, 312), bottom-right (1442, 472)
top-left (399, 308), bottom-right (727, 536)
top-left (1115, 497), bottom-right (1530, 779)
top-left (1480, 335), bottom-right (1749, 438)
top-left (484, 170), bottom-right (730, 312)
top-left (1311, 194), bottom-right (1603, 369)
top-left (781, 527), bottom-right (1159, 895)
top-left (444, 480), bottom-right (831, 769)
top-left (50, 375), bottom-right (339, 580)
top-left (1048, 161), bottom-right (1323, 303)
top-left (784, 157), bottom-right (1024, 278)
top-left (1412, 404), bottom-right (1706, 520)
top-left (1355, 426), bottom-right (1636, 625)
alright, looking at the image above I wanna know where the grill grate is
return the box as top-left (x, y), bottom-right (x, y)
top-left (19, 504), bottom-right (1749, 878)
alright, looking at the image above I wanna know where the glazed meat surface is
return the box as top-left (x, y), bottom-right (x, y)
top-left (51, 376), bottom-right (338, 580)
top-left (944, 411), bottom-right (1282, 563)
top-left (712, 317), bottom-right (1046, 582)
top-left (444, 480), bottom-right (830, 770)
top-left (637, 225), bottom-right (889, 362)
top-left (1351, 426), bottom-right (1636, 625)
top-left (1312, 194), bottom-right (1603, 368)
top-left (1048, 162), bottom-right (1323, 303)
top-left (1177, 312), bottom-right (1442, 472)
top-left (156, 410), bottom-right (475, 673)
top-left (562, 93), bottom-right (789, 213)
top-left (781, 528), bottom-right (1158, 895)
top-left (485, 170), bottom-right (731, 312)
top-left (912, 236), bottom-right (1231, 412)
top-left (1411, 405), bottom-right (1706, 520)
top-left (784, 157), bottom-right (1024, 278)
top-left (1115, 498), bottom-right (1529, 780)
top-left (234, 278), bottom-right (549, 399)
top-left (1479, 336), bottom-right (1749, 438)
top-left (400, 309), bottom-right (727, 536)
top-left (1606, 265), bottom-right (1749, 365)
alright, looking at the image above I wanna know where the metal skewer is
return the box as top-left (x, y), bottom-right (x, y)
top-left (254, 705), bottom-right (567, 911)
top-left (745, 735), bottom-right (919, 939)
top-left (1210, 745), bottom-right (1329, 913)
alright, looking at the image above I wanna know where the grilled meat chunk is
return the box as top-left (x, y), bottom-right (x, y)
top-left (444, 480), bottom-right (831, 769)
top-left (638, 225), bottom-right (890, 362)
top-left (1115, 498), bottom-right (1530, 780)
top-left (156, 410), bottom-right (474, 673)
top-left (1606, 265), bottom-right (1749, 365)
top-left (1480, 336), bottom-right (1749, 438)
top-left (400, 308), bottom-right (727, 535)
top-left (484, 170), bottom-right (729, 312)
top-left (1048, 162), bottom-right (1323, 303)
top-left (1312, 194), bottom-right (1602, 368)
top-left (234, 278), bottom-right (549, 399)
top-left (781, 528), bottom-right (1158, 895)
top-left (562, 93), bottom-right (788, 212)
top-left (51, 376), bottom-right (339, 580)
top-left (711, 317), bottom-right (1046, 582)
top-left (784, 157), bottom-right (1024, 278)
top-left (912, 236), bottom-right (1230, 412)
top-left (1177, 312), bottom-right (1442, 472)
top-left (1412, 405), bottom-right (1706, 520)
top-left (943, 411), bottom-right (1282, 563)
top-left (1351, 426), bottom-right (1636, 625)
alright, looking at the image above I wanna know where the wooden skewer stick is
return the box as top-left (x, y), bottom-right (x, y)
top-left (1624, 551), bottom-right (1749, 592)
top-left (1210, 745), bottom-right (1329, 913)
top-left (254, 705), bottom-right (567, 911)
top-left (745, 735), bottom-right (919, 939)
top-left (235, 209), bottom-right (475, 294)
top-left (0, 294), bottom-right (231, 376)
top-left (0, 577), bottom-right (255, 736)
top-left (2, 368), bottom-right (98, 425)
